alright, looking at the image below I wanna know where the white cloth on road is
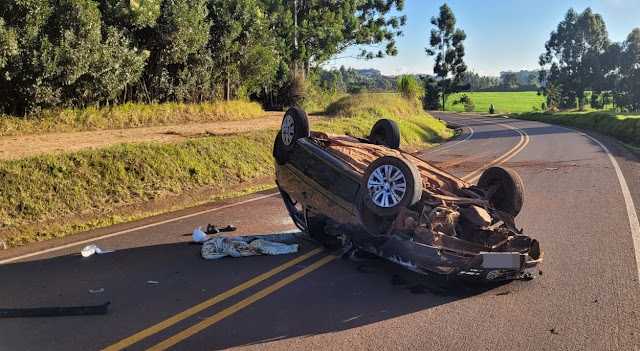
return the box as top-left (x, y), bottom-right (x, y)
top-left (201, 235), bottom-right (298, 260)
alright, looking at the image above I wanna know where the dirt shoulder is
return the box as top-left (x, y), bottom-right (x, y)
top-left (0, 111), bottom-right (327, 160)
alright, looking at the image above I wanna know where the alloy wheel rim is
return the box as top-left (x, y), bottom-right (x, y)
top-left (281, 115), bottom-right (295, 146)
top-left (367, 164), bottom-right (406, 207)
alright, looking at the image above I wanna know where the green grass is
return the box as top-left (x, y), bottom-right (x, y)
top-left (444, 91), bottom-right (546, 114)
top-left (1, 93), bottom-right (454, 247)
top-left (1, 129), bottom-right (277, 246)
top-left (0, 101), bottom-right (265, 136)
top-left (320, 93), bottom-right (453, 151)
top-left (512, 110), bottom-right (640, 148)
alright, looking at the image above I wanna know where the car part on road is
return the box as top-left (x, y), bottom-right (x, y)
top-left (274, 107), bottom-right (543, 281)
top-left (0, 301), bottom-right (110, 318)
top-left (369, 119), bottom-right (401, 149)
top-left (201, 235), bottom-right (298, 259)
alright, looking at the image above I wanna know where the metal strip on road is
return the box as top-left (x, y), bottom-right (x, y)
top-left (147, 254), bottom-right (336, 351)
top-left (101, 247), bottom-right (325, 351)
top-left (0, 192), bottom-right (280, 265)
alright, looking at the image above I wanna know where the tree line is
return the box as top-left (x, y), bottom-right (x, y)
top-left (0, 0), bottom-right (406, 115)
top-left (539, 7), bottom-right (640, 113)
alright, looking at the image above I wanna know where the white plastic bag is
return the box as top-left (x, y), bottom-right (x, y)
top-left (192, 226), bottom-right (207, 243)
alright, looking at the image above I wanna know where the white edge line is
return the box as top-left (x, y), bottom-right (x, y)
top-left (0, 192), bottom-right (280, 265)
top-left (423, 120), bottom-right (474, 154)
top-left (557, 125), bottom-right (640, 281)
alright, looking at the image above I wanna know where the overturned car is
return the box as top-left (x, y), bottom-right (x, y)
top-left (273, 108), bottom-right (543, 280)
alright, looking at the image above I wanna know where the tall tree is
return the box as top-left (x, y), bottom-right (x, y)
top-left (620, 28), bottom-right (640, 112)
top-left (425, 3), bottom-right (468, 110)
top-left (539, 8), bottom-right (609, 108)
top-left (501, 72), bottom-right (524, 90)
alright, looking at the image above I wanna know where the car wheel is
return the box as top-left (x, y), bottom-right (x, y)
top-left (477, 166), bottom-right (524, 217)
top-left (361, 156), bottom-right (422, 217)
top-left (278, 186), bottom-right (306, 232)
top-left (369, 119), bottom-right (401, 149)
top-left (273, 132), bottom-right (289, 165)
top-left (281, 107), bottom-right (310, 152)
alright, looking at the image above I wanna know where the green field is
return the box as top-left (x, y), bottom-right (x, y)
top-left (444, 91), bottom-right (546, 114)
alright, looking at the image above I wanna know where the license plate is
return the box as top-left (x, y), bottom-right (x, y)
top-left (482, 252), bottom-right (521, 269)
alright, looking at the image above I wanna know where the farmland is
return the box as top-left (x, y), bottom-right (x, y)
top-left (443, 91), bottom-right (546, 114)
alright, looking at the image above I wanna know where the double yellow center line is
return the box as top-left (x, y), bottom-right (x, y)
top-left (453, 116), bottom-right (531, 184)
top-left (103, 117), bottom-right (529, 351)
top-left (102, 247), bottom-right (329, 351)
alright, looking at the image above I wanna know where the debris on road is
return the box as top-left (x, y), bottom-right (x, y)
top-left (0, 302), bottom-right (111, 318)
top-left (201, 235), bottom-right (298, 260)
top-left (147, 281), bottom-right (160, 284)
top-left (192, 226), bottom-right (207, 243)
top-left (206, 224), bottom-right (238, 234)
top-left (546, 167), bottom-right (559, 171)
top-left (80, 245), bottom-right (114, 257)
top-left (89, 288), bottom-right (105, 294)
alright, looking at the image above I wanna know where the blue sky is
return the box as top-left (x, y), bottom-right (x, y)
top-left (325, 0), bottom-right (640, 77)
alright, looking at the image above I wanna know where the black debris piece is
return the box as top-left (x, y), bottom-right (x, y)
top-left (0, 301), bottom-right (110, 318)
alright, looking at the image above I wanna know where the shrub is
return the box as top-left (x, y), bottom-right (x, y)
top-left (396, 75), bottom-right (422, 101)
top-left (453, 94), bottom-right (475, 112)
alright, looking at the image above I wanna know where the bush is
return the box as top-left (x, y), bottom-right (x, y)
top-left (453, 94), bottom-right (475, 112)
top-left (396, 75), bottom-right (422, 101)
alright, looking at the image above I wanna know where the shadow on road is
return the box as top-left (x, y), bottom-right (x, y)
top-left (0, 235), bottom-right (521, 350)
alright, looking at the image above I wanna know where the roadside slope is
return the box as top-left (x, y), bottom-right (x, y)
top-left (0, 113), bottom-right (327, 160)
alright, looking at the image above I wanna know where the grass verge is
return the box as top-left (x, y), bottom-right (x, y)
top-left (512, 110), bottom-right (640, 148)
top-left (0, 100), bottom-right (265, 136)
top-left (1, 94), bottom-right (454, 248)
top-left (1, 129), bottom-right (277, 246)
top-left (321, 93), bottom-right (453, 151)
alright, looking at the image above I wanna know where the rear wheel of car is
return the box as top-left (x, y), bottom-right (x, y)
top-left (477, 166), bottom-right (524, 217)
top-left (361, 156), bottom-right (422, 217)
top-left (281, 107), bottom-right (310, 152)
top-left (369, 119), bottom-right (401, 149)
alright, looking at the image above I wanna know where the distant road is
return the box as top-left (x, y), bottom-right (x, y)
top-left (1, 112), bottom-right (640, 350)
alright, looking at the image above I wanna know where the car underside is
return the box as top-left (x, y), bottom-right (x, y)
top-left (274, 108), bottom-right (543, 281)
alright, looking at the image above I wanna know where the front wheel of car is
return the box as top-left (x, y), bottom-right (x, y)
top-left (369, 119), bottom-right (401, 149)
top-left (281, 107), bottom-right (310, 152)
top-left (477, 166), bottom-right (524, 217)
top-left (360, 156), bottom-right (422, 217)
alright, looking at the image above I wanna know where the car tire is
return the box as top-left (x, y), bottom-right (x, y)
top-left (273, 132), bottom-right (289, 165)
top-left (369, 119), bottom-right (401, 149)
top-left (361, 156), bottom-right (422, 217)
top-left (281, 107), bottom-right (310, 152)
top-left (477, 166), bottom-right (524, 217)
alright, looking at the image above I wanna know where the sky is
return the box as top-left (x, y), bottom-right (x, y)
top-left (324, 0), bottom-right (640, 77)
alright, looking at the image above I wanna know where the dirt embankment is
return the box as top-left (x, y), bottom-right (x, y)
top-left (0, 112), bottom-right (327, 160)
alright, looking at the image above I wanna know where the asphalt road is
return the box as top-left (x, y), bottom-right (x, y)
top-left (2, 112), bottom-right (640, 350)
